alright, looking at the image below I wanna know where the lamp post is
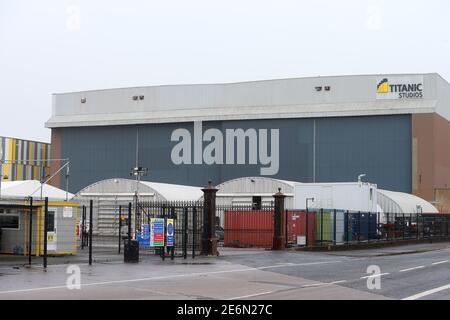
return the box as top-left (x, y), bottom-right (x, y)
top-left (130, 166), bottom-right (148, 235)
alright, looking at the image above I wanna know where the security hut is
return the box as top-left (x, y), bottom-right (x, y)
top-left (0, 180), bottom-right (77, 256)
top-left (74, 178), bottom-right (203, 236)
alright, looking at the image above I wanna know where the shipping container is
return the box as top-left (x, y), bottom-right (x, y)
top-left (224, 210), bottom-right (273, 248)
top-left (286, 210), bottom-right (316, 246)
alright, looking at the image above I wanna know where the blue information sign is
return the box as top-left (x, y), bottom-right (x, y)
top-left (167, 219), bottom-right (174, 247)
top-left (137, 224), bottom-right (150, 247)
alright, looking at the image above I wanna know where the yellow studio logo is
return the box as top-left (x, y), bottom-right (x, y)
top-left (48, 234), bottom-right (54, 241)
top-left (377, 78), bottom-right (389, 93)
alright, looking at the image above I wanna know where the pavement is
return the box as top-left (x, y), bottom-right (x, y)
top-left (0, 242), bottom-right (449, 300)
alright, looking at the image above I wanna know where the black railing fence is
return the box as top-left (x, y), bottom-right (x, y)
top-left (285, 209), bottom-right (450, 248)
top-left (136, 200), bottom-right (204, 259)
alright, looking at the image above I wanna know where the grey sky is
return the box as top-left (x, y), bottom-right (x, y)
top-left (1, 0), bottom-right (449, 142)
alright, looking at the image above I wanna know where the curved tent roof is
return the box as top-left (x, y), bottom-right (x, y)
top-left (0, 180), bottom-right (74, 201)
top-left (377, 189), bottom-right (438, 214)
top-left (215, 177), bottom-right (298, 195)
top-left (139, 181), bottom-right (203, 201)
top-left (75, 178), bottom-right (203, 201)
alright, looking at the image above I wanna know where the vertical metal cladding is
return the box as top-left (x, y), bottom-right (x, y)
top-left (58, 115), bottom-right (412, 194)
top-left (0, 136), bottom-right (51, 181)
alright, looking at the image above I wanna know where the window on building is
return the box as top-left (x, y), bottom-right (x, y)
top-left (252, 196), bottom-right (262, 210)
top-left (47, 211), bottom-right (55, 232)
top-left (0, 211), bottom-right (20, 230)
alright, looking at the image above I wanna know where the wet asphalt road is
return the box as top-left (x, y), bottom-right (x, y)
top-left (220, 245), bottom-right (450, 300)
top-left (0, 243), bottom-right (449, 300)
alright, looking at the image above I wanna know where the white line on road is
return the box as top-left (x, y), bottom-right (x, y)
top-left (302, 280), bottom-right (348, 288)
top-left (432, 260), bottom-right (449, 265)
top-left (0, 260), bottom-right (342, 295)
top-left (403, 284), bottom-right (450, 300)
top-left (360, 273), bottom-right (390, 279)
top-left (330, 280), bottom-right (347, 284)
top-left (399, 266), bottom-right (425, 273)
top-left (227, 291), bottom-right (275, 300)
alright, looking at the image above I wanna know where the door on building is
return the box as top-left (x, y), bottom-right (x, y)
top-left (46, 210), bottom-right (57, 251)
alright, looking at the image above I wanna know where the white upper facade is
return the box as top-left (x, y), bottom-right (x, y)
top-left (46, 73), bottom-right (450, 128)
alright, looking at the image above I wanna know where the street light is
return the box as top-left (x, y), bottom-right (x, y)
top-left (130, 166), bottom-right (148, 235)
top-left (358, 174), bottom-right (367, 183)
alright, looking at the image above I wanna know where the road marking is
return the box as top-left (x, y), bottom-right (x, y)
top-left (302, 280), bottom-right (347, 288)
top-left (0, 260), bottom-right (342, 295)
top-left (302, 283), bottom-right (327, 288)
top-left (399, 266), bottom-right (425, 273)
top-left (330, 280), bottom-right (347, 285)
top-left (360, 273), bottom-right (390, 279)
top-left (227, 291), bottom-right (275, 300)
top-left (257, 260), bottom-right (341, 271)
top-left (432, 260), bottom-right (449, 265)
top-left (403, 284), bottom-right (450, 300)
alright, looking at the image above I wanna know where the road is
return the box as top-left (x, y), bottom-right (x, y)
top-left (0, 242), bottom-right (449, 300)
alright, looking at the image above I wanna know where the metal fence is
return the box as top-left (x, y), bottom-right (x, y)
top-left (285, 209), bottom-right (450, 248)
top-left (136, 200), bottom-right (204, 259)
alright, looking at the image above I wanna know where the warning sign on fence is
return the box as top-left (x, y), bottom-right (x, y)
top-left (150, 218), bottom-right (165, 247)
top-left (167, 219), bottom-right (174, 247)
top-left (137, 224), bottom-right (150, 247)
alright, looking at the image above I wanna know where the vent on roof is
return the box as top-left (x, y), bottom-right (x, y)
top-left (325, 86), bottom-right (331, 91)
top-left (139, 95), bottom-right (145, 100)
top-left (315, 86), bottom-right (322, 92)
top-left (132, 96), bottom-right (139, 101)
top-left (81, 98), bottom-right (87, 103)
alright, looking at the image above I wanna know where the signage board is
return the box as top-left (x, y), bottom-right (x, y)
top-left (63, 206), bottom-right (73, 218)
top-left (150, 218), bottom-right (165, 247)
top-left (376, 76), bottom-right (424, 100)
top-left (166, 219), bottom-right (174, 247)
top-left (137, 223), bottom-right (150, 247)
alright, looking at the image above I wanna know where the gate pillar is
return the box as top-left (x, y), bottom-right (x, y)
top-left (202, 181), bottom-right (218, 256)
top-left (273, 188), bottom-right (286, 250)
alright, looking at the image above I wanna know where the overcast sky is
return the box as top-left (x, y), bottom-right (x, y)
top-left (1, 0), bottom-right (449, 142)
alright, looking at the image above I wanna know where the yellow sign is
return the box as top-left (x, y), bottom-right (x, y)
top-left (377, 78), bottom-right (389, 93)
top-left (48, 234), bottom-right (54, 242)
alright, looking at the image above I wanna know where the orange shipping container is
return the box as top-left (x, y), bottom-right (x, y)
top-left (224, 210), bottom-right (273, 248)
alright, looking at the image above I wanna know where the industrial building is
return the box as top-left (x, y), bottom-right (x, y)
top-left (45, 73), bottom-right (450, 210)
top-left (0, 136), bottom-right (51, 182)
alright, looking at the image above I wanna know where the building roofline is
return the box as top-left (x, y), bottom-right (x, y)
top-left (52, 72), bottom-right (443, 96)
